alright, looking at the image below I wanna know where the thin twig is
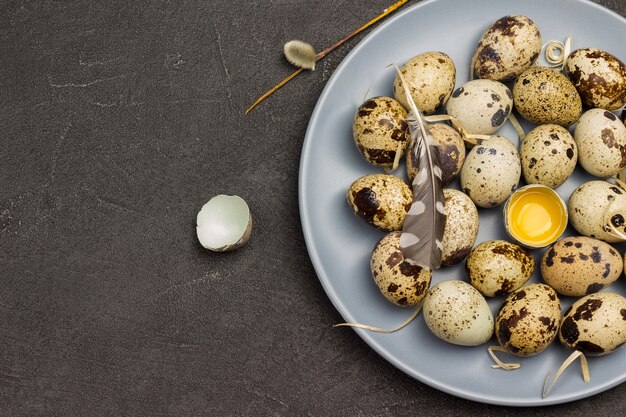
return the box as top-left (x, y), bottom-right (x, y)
top-left (246, 0), bottom-right (410, 114)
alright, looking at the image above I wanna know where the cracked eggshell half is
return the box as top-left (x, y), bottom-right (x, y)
top-left (196, 195), bottom-right (252, 252)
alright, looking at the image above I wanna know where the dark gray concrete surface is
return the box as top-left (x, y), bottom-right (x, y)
top-left (1, 0), bottom-right (626, 415)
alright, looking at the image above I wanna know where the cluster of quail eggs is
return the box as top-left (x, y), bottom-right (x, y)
top-left (345, 13), bottom-right (626, 372)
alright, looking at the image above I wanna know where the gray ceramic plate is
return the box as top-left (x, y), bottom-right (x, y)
top-left (299, 0), bottom-right (626, 406)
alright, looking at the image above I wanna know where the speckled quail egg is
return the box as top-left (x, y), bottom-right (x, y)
top-left (347, 174), bottom-right (412, 231)
top-left (441, 189), bottom-right (479, 266)
top-left (496, 284), bottom-right (561, 356)
top-left (560, 292), bottom-right (626, 356)
top-left (460, 136), bottom-right (521, 208)
top-left (520, 124), bottom-right (577, 188)
top-left (353, 97), bottom-right (409, 168)
top-left (370, 231), bottom-right (432, 307)
top-left (472, 15), bottom-right (542, 82)
top-left (513, 66), bottom-right (582, 126)
top-left (406, 123), bottom-right (465, 185)
top-left (541, 236), bottom-right (623, 297)
top-left (393, 51), bottom-right (456, 115)
top-left (423, 280), bottom-right (494, 346)
top-left (568, 180), bottom-right (626, 243)
top-left (466, 240), bottom-right (534, 297)
top-left (564, 48), bottom-right (626, 111)
top-left (575, 108), bottom-right (626, 178)
top-left (446, 79), bottom-right (513, 135)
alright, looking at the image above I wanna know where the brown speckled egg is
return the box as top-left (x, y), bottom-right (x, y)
top-left (541, 236), bottom-right (622, 297)
top-left (513, 66), bottom-right (582, 126)
top-left (370, 231), bottom-right (432, 307)
top-left (568, 180), bottom-right (626, 243)
top-left (466, 240), bottom-right (534, 297)
top-left (520, 124), bottom-right (577, 189)
top-left (460, 136), bottom-right (521, 208)
top-left (353, 97), bottom-right (409, 168)
top-left (564, 48), bottom-right (626, 111)
top-left (575, 109), bottom-right (626, 178)
top-left (347, 174), bottom-right (412, 231)
top-left (423, 280), bottom-right (494, 346)
top-left (496, 284), bottom-right (561, 356)
top-left (393, 51), bottom-right (456, 115)
top-left (406, 123), bottom-right (465, 185)
top-left (441, 189), bottom-right (479, 266)
top-left (472, 15), bottom-right (542, 82)
top-left (560, 292), bottom-right (626, 356)
top-left (446, 79), bottom-right (512, 135)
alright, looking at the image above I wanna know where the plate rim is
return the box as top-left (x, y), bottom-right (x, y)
top-left (298, 0), bottom-right (626, 406)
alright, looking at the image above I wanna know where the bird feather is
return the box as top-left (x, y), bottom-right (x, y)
top-left (394, 66), bottom-right (446, 270)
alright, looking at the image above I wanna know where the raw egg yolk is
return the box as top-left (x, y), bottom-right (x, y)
top-left (507, 187), bottom-right (566, 246)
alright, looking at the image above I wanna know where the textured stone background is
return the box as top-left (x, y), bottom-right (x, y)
top-left (1, 0), bottom-right (625, 415)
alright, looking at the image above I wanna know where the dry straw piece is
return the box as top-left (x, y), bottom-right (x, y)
top-left (487, 346), bottom-right (521, 371)
top-left (542, 350), bottom-right (590, 398)
top-left (334, 303), bottom-right (422, 333)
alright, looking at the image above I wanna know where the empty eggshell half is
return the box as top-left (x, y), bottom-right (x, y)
top-left (196, 195), bottom-right (253, 252)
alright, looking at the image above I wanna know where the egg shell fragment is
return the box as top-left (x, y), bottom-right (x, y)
top-left (460, 135), bottom-right (521, 208)
top-left (466, 240), bottom-right (534, 297)
top-left (441, 189), bottom-right (479, 266)
top-left (541, 236), bottom-right (623, 297)
top-left (446, 79), bottom-right (513, 135)
top-left (472, 15), bottom-right (542, 82)
top-left (520, 124), bottom-right (577, 189)
top-left (370, 232), bottom-right (432, 307)
top-left (353, 97), bottom-right (409, 167)
top-left (496, 284), bottom-right (561, 356)
top-left (347, 174), bottom-right (412, 232)
top-left (564, 48), bottom-right (626, 111)
top-left (423, 280), bottom-right (494, 346)
top-left (513, 66), bottom-right (582, 126)
top-left (560, 292), bottom-right (626, 356)
top-left (574, 108), bottom-right (626, 178)
top-left (393, 51), bottom-right (456, 115)
top-left (568, 180), bottom-right (626, 243)
top-left (406, 123), bottom-right (465, 185)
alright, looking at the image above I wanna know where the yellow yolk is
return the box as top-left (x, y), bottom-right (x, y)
top-left (507, 187), bottom-right (567, 247)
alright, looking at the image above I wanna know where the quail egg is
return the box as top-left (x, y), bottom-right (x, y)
top-left (541, 236), bottom-right (623, 297)
top-left (347, 174), bottom-right (412, 231)
top-left (466, 240), bottom-right (535, 297)
top-left (353, 97), bottom-right (409, 168)
top-left (406, 123), bottom-right (465, 185)
top-left (575, 108), bottom-right (626, 178)
top-left (564, 48), bottom-right (626, 111)
top-left (460, 135), bottom-right (521, 208)
top-left (568, 180), bottom-right (626, 243)
top-left (446, 79), bottom-right (513, 135)
top-left (513, 66), bottom-right (582, 126)
top-left (496, 284), bottom-right (561, 356)
top-left (472, 15), bottom-right (542, 82)
top-left (393, 51), bottom-right (456, 115)
top-left (520, 124), bottom-right (578, 189)
top-left (441, 189), bottom-right (479, 266)
top-left (560, 292), bottom-right (626, 356)
top-left (370, 231), bottom-right (432, 307)
top-left (423, 280), bottom-right (494, 346)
